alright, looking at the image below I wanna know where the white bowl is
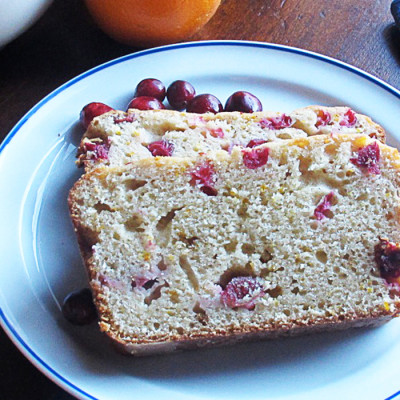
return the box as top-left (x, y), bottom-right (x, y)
top-left (0, 0), bottom-right (53, 48)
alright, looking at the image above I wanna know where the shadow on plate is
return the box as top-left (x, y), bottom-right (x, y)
top-left (61, 319), bottom-right (394, 398)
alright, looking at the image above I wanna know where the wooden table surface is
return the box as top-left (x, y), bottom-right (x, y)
top-left (1, 0), bottom-right (399, 398)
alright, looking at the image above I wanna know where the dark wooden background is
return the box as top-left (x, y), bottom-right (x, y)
top-left (1, 0), bottom-right (399, 398)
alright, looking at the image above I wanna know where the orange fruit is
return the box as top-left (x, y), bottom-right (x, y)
top-left (84, 0), bottom-right (221, 47)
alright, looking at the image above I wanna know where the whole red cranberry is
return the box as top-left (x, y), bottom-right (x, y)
top-left (62, 288), bottom-right (97, 325)
top-left (186, 94), bottom-right (223, 114)
top-left (224, 91), bottom-right (263, 113)
top-left (127, 96), bottom-right (166, 111)
top-left (135, 78), bottom-right (166, 101)
top-left (167, 80), bottom-right (196, 110)
top-left (80, 102), bottom-right (114, 129)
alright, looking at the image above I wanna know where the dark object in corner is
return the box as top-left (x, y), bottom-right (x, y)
top-left (391, 0), bottom-right (400, 28)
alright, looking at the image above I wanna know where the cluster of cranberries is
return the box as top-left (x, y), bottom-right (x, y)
top-left (80, 78), bottom-right (264, 129)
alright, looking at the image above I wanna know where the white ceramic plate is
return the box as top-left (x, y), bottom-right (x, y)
top-left (1, 41), bottom-right (400, 400)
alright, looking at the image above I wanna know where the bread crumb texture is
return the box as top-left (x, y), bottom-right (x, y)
top-left (69, 133), bottom-right (400, 353)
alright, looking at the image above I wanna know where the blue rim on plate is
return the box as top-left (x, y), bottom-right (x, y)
top-left (1, 40), bottom-right (400, 400)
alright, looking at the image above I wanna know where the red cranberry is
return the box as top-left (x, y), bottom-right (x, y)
top-left (167, 80), bottom-right (196, 110)
top-left (127, 96), bottom-right (165, 111)
top-left (375, 238), bottom-right (400, 282)
top-left (83, 139), bottom-right (110, 161)
top-left (350, 142), bottom-right (381, 175)
top-left (135, 78), bottom-right (166, 101)
top-left (224, 91), bottom-right (263, 113)
top-left (246, 139), bottom-right (268, 148)
top-left (80, 102), bottom-right (114, 129)
top-left (186, 94), bottom-right (223, 114)
top-left (314, 191), bottom-right (335, 220)
top-left (190, 161), bottom-right (218, 196)
top-left (242, 147), bottom-right (269, 169)
top-left (147, 140), bottom-right (174, 156)
top-left (339, 109), bottom-right (357, 127)
top-left (315, 110), bottom-right (332, 128)
top-left (260, 114), bottom-right (293, 129)
top-left (62, 288), bottom-right (97, 325)
top-left (220, 276), bottom-right (264, 309)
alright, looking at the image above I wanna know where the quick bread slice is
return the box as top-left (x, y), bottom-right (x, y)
top-left (69, 134), bottom-right (400, 355)
top-left (76, 106), bottom-right (385, 171)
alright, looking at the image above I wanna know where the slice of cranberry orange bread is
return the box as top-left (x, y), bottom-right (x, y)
top-left (77, 106), bottom-right (385, 171)
top-left (69, 134), bottom-right (400, 355)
